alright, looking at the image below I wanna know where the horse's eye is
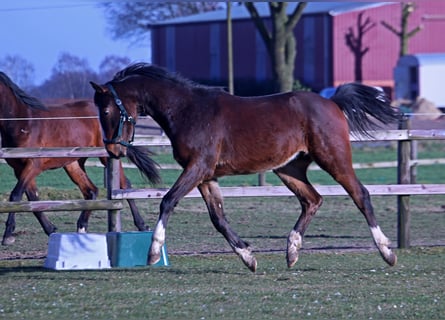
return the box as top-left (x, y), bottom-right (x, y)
top-left (103, 108), bottom-right (110, 116)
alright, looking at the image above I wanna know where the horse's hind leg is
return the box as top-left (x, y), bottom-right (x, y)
top-left (118, 161), bottom-right (149, 231)
top-left (313, 145), bottom-right (397, 266)
top-left (63, 161), bottom-right (98, 233)
top-left (274, 158), bottom-right (323, 268)
top-left (337, 175), bottom-right (397, 266)
top-left (198, 179), bottom-right (257, 272)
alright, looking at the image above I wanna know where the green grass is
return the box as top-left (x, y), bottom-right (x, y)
top-left (1, 194), bottom-right (444, 258)
top-left (0, 247), bottom-right (443, 319)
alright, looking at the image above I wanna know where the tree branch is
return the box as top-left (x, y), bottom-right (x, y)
top-left (244, 2), bottom-right (272, 53)
top-left (407, 25), bottom-right (423, 38)
top-left (380, 20), bottom-right (401, 36)
top-left (285, 2), bottom-right (307, 35)
top-left (361, 16), bottom-right (376, 34)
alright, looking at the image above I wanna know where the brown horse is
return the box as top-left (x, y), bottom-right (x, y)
top-left (0, 71), bottom-right (156, 245)
top-left (91, 63), bottom-right (400, 272)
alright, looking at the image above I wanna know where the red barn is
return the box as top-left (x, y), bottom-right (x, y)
top-left (150, 2), bottom-right (445, 96)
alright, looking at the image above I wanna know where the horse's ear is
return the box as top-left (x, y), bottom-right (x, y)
top-left (90, 81), bottom-right (108, 93)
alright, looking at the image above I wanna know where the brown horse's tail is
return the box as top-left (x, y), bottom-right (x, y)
top-left (330, 83), bottom-right (401, 137)
top-left (127, 145), bottom-right (162, 185)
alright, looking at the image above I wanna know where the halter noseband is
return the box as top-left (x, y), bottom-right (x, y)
top-left (104, 83), bottom-right (136, 147)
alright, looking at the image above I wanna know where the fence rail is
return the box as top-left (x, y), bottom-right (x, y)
top-left (112, 184), bottom-right (445, 199)
top-left (0, 200), bottom-right (123, 213)
top-left (0, 127), bottom-right (444, 249)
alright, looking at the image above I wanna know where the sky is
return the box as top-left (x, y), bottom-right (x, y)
top-left (0, 1), bottom-right (151, 85)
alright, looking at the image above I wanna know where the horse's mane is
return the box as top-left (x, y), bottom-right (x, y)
top-left (112, 63), bottom-right (221, 91)
top-left (0, 72), bottom-right (46, 110)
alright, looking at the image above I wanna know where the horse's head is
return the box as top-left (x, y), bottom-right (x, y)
top-left (90, 81), bottom-right (138, 158)
top-left (90, 80), bottom-right (161, 185)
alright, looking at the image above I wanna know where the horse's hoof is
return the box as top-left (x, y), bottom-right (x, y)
top-left (148, 252), bottom-right (161, 265)
top-left (148, 237), bottom-right (164, 265)
top-left (287, 230), bottom-right (302, 268)
top-left (2, 236), bottom-right (15, 246)
top-left (242, 255), bottom-right (257, 272)
top-left (382, 251), bottom-right (397, 267)
top-left (77, 227), bottom-right (87, 234)
top-left (286, 250), bottom-right (299, 268)
top-left (235, 247), bottom-right (257, 272)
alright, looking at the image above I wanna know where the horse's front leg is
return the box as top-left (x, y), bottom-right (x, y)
top-left (274, 165), bottom-right (323, 268)
top-left (2, 179), bottom-right (56, 245)
top-left (64, 162), bottom-right (99, 233)
top-left (148, 167), bottom-right (204, 265)
top-left (198, 180), bottom-right (257, 272)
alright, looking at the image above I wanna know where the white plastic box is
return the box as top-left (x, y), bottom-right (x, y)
top-left (44, 233), bottom-right (111, 270)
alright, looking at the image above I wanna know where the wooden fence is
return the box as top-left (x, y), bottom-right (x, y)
top-left (0, 126), bottom-right (444, 248)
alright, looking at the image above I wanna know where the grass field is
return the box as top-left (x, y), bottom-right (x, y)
top-left (0, 248), bottom-right (444, 319)
top-left (0, 143), bottom-right (444, 319)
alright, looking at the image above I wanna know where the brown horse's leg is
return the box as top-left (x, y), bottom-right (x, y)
top-left (198, 179), bottom-right (257, 272)
top-left (2, 174), bottom-right (56, 245)
top-left (335, 175), bottom-right (397, 266)
top-left (313, 144), bottom-right (397, 267)
top-left (148, 165), bottom-right (205, 266)
top-left (118, 161), bottom-right (149, 231)
top-left (274, 158), bottom-right (323, 268)
top-left (99, 157), bottom-right (149, 231)
top-left (2, 213), bottom-right (17, 245)
top-left (25, 181), bottom-right (58, 235)
top-left (63, 161), bottom-right (98, 233)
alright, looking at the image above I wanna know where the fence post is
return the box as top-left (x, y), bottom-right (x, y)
top-left (410, 139), bottom-right (418, 183)
top-left (258, 172), bottom-right (266, 186)
top-left (107, 158), bottom-right (121, 232)
top-left (397, 116), bottom-right (411, 248)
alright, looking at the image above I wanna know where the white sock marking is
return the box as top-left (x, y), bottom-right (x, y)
top-left (288, 230), bottom-right (302, 251)
top-left (371, 226), bottom-right (392, 257)
top-left (77, 227), bottom-right (86, 233)
top-left (152, 221), bottom-right (165, 254)
top-left (234, 247), bottom-right (252, 261)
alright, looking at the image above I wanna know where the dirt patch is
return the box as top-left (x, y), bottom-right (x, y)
top-left (0, 249), bottom-right (47, 260)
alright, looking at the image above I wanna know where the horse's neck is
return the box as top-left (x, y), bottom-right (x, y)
top-left (149, 109), bottom-right (175, 139)
top-left (141, 84), bottom-right (185, 137)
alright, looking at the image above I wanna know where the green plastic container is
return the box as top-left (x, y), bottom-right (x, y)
top-left (106, 231), bottom-right (169, 267)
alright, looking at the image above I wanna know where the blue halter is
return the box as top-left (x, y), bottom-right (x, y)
top-left (104, 83), bottom-right (136, 147)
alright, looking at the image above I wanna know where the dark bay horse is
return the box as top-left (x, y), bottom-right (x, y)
top-left (91, 63), bottom-right (400, 272)
top-left (0, 71), bottom-right (157, 245)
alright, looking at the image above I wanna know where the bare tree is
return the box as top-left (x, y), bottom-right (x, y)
top-left (37, 52), bottom-right (97, 99)
top-left (381, 2), bottom-right (423, 57)
top-left (345, 12), bottom-right (376, 82)
top-left (98, 55), bottom-right (132, 82)
top-left (101, 2), bottom-right (223, 44)
top-left (101, 2), bottom-right (306, 93)
top-left (0, 54), bottom-right (35, 89)
top-left (244, 2), bottom-right (307, 93)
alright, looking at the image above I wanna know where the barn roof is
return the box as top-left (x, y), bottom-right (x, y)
top-left (150, 2), bottom-right (393, 26)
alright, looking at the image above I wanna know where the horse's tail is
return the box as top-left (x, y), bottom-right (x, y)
top-left (330, 83), bottom-right (401, 137)
top-left (127, 145), bottom-right (162, 185)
